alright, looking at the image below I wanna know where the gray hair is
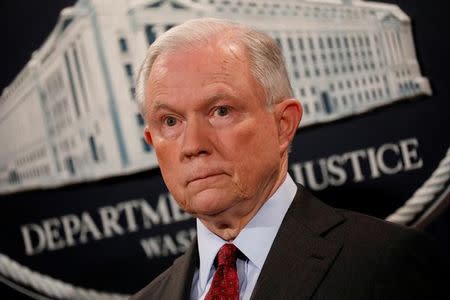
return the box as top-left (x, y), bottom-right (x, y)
top-left (135, 18), bottom-right (293, 119)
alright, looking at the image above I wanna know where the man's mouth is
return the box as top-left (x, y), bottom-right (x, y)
top-left (187, 172), bottom-right (225, 185)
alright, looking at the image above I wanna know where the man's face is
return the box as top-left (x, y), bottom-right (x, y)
top-left (143, 41), bottom-right (285, 220)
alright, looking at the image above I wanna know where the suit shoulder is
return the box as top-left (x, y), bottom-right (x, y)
top-left (296, 185), bottom-right (435, 249)
top-left (332, 207), bottom-right (446, 261)
top-left (129, 266), bottom-right (174, 300)
top-left (129, 254), bottom-right (189, 300)
top-left (335, 207), bottom-right (428, 240)
top-left (329, 207), bottom-right (448, 294)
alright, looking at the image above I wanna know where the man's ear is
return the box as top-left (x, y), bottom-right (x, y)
top-left (275, 99), bottom-right (302, 153)
top-left (144, 126), bottom-right (153, 146)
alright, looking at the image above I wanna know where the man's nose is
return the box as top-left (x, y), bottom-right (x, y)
top-left (181, 118), bottom-right (211, 159)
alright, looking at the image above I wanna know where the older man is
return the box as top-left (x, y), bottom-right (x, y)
top-left (131, 18), bottom-right (445, 300)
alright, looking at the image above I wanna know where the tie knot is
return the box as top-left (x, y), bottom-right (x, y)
top-left (216, 243), bottom-right (238, 267)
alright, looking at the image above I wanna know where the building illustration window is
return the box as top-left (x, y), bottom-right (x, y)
top-left (0, 0), bottom-right (431, 194)
top-left (119, 37), bottom-right (128, 53)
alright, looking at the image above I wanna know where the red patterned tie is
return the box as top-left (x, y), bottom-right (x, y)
top-left (205, 243), bottom-right (239, 300)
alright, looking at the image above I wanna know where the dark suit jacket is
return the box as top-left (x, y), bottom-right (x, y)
top-left (131, 185), bottom-right (447, 299)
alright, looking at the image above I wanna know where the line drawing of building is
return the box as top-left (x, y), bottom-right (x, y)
top-left (0, 0), bottom-right (431, 194)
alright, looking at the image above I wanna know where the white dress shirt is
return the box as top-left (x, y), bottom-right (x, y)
top-left (191, 174), bottom-right (298, 300)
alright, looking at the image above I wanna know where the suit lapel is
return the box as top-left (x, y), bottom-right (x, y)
top-left (250, 185), bottom-right (345, 300)
top-left (163, 239), bottom-right (199, 300)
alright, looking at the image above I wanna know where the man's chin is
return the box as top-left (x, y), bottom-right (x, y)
top-left (186, 191), bottom-right (236, 217)
top-left (188, 203), bottom-right (230, 218)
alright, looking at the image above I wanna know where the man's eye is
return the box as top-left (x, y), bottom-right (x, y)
top-left (215, 106), bottom-right (229, 117)
top-left (164, 116), bottom-right (177, 126)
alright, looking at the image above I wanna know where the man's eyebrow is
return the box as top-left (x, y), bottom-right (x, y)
top-left (147, 101), bottom-right (182, 118)
top-left (204, 93), bottom-right (237, 104)
top-left (149, 101), bottom-right (173, 112)
top-left (148, 93), bottom-right (238, 114)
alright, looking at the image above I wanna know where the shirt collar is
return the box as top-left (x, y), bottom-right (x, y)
top-left (196, 174), bottom-right (297, 290)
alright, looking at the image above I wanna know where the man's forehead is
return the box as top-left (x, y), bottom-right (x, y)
top-left (147, 43), bottom-right (249, 89)
top-left (153, 37), bottom-right (247, 68)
